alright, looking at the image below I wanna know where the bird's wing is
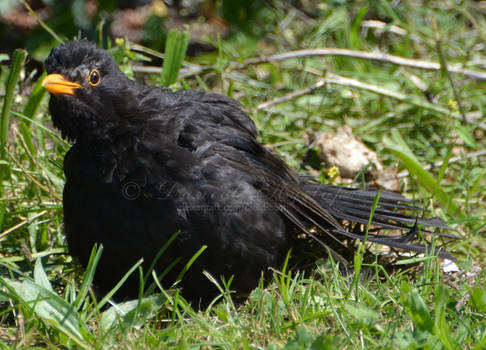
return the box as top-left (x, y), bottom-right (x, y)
top-left (143, 94), bottom-right (455, 261)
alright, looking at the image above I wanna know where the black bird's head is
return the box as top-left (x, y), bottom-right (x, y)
top-left (42, 40), bottom-right (139, 141)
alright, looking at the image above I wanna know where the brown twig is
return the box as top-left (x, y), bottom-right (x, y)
top-left (256, 80), bottom-right (326, 110)
top-left (0, 210), bottom-right (47, 240)
top-left (234, 48), bottom-right (486, 81)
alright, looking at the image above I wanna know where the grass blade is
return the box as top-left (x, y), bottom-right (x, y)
top-left (75, 244), bottom-right (103, 310)
top-left (434, 285), bottom-right (458, 350)
top-left (33, 258), bottom-right (53, 291)
top-left (400, 281), bottom-right (434, 332)
top-left (175, 245), bottom-right (207, 283)
top-left (143, 230), bottom-right (180, 286)
top-left (161, 28), bottom-right (190, 86)
top-left (0, 275), bottom-right (91, 348)
top-left (384, 130), bottom-right (461, 217)
top-left (0, 49), bottom-right (26, 230)
top-left (20, 72), bottom-right (48, 155)
top-left (1, 49), bottom-right (26, 161)
top-left (94, 258), bottom-right (144, 312)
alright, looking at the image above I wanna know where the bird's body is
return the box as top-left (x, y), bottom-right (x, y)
top-left (61, 88), bottom-right (293, 300)
top-left (42, 40), bottom-right (453, 303)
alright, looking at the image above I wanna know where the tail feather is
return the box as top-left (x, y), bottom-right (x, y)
top-left (301, 181), bottom-right (450, 228)
top-left (331, 225), bottom-right (456, 260)
top-left (300, 180), bottom-right (456, 259)
top-left (329, 204), bottom-right (446, 229)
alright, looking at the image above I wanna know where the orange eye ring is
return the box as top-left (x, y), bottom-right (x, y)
top-left (88, 69), bottom-right (101, 86)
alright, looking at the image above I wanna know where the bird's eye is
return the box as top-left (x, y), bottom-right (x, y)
top-left (88, 69), bottom-right (101, 86)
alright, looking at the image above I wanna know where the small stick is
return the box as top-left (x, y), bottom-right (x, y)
top-left (0, 210), bottom-right (47, 240)
top-left (256, 80), bottom-right (326, 110)
top-left (234, 48), bottom-right (486, 81)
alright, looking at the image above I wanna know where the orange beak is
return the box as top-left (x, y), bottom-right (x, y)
top-left (42, 74), bottom-right (82, 96)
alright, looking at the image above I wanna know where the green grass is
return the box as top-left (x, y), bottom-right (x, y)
top-left (0, 1), bottom-right (485, 348)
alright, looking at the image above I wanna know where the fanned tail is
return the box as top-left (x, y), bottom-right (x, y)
top-left (300, 181), bottom-right (457, 260)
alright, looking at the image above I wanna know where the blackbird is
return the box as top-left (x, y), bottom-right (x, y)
top-left (42, 40), bottom-right (453, 303)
